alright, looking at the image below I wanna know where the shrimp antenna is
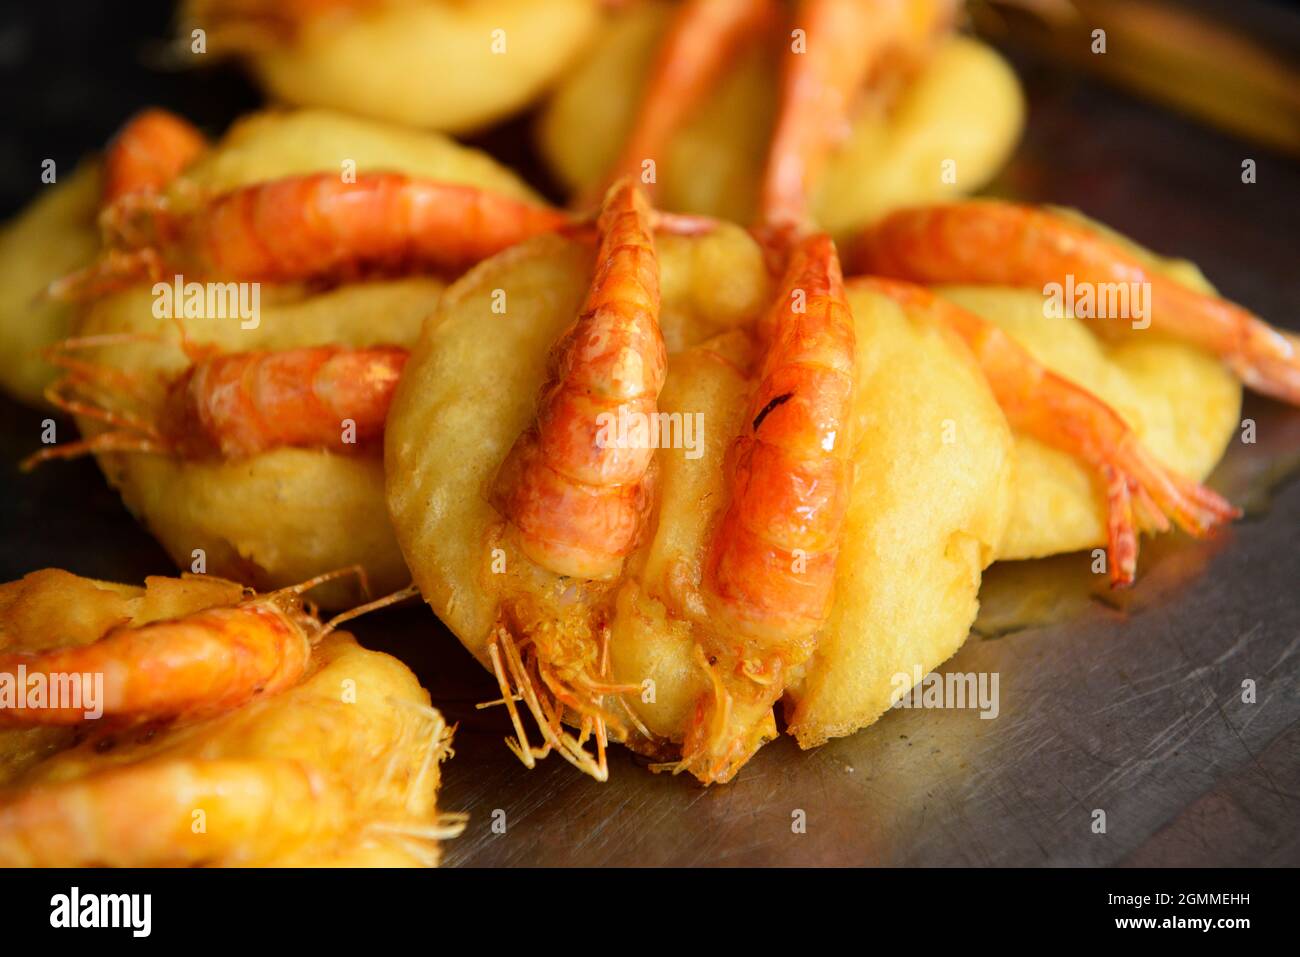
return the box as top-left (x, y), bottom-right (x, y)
top-left (45, 248), bottom-right (166, 302)
top-left (20, 340), bottom-right (171, 471)
top-left (45, 332), bottom-right (162, 353)
top-left (272, 564), bottom-right (371, 601)
top-left (321, 583), bottom-right (421, 637)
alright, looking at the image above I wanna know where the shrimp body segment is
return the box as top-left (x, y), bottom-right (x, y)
top-left (495, 180), bottom-right (665, 581)
top-left (851, 201), bottom-right (1300, 405)
top-left (855, 277), bottom-right (1239, 587)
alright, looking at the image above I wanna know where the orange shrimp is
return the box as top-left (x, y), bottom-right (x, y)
top-left (759, 0), bottom-right (952, 232)
top-left (0, 571), bottom-right (442, 867)
top-left (855, 277), bottom-right (1239, 587)
top-left (93, 108), bottom-right (208, 259)
top-left (54, 173), bottom-right (571, 300)
top-left (680, 232), bottom-right (857, 784)
top-left (21, 342), bottom-right (408, 468)
top-left (0, 570), bottom-right (363, 726)
top-left (584, 0), bottom-right (779, 208)
top-left (485, 180), bottom-right (666, 780)
top-left (101, 108), bottom-right (208, 213)
top-left (494, 180), bottom-right (665, 581)
top-left (850, 201), bottom-right (1300, 405)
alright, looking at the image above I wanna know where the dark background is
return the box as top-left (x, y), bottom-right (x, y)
top-left (0, 0), bottom-right (1297, 866)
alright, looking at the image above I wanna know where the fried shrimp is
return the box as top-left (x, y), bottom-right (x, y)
top-left (681, 232), bottom-right (856, 782)
top-left (851, 201), bottom-right (1300, 405)
top-left (6, 107), bottom-right (554, 605)
top-left (388, 212), bottom-right (1016, 783)
top-left (0, 571), bottom-right (344, 725)
top-left (56, 172), bottom-right (570, 300)
top-left (0, 570), bottom-right (460, 867)
top-left (24, 341), bottom-right (409, 467)
top-left (854, 277), bottom-right (1239, 587)
top-left (481, 181), bottom-right (666, 779)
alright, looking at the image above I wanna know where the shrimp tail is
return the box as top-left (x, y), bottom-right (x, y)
top-left (46, 247), bottom-right (167, 302)
top-left (1100, 438), bottom-right (1239, 587)
top-left (1226, 322), bottom-right (1300, 406)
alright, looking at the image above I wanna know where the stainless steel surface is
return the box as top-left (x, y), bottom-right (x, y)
top-left (2, 5), bottom-right (1298, 867)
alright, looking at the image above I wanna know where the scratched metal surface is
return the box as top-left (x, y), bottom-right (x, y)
top-left (1, 1), bottom-right (1299, 866)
